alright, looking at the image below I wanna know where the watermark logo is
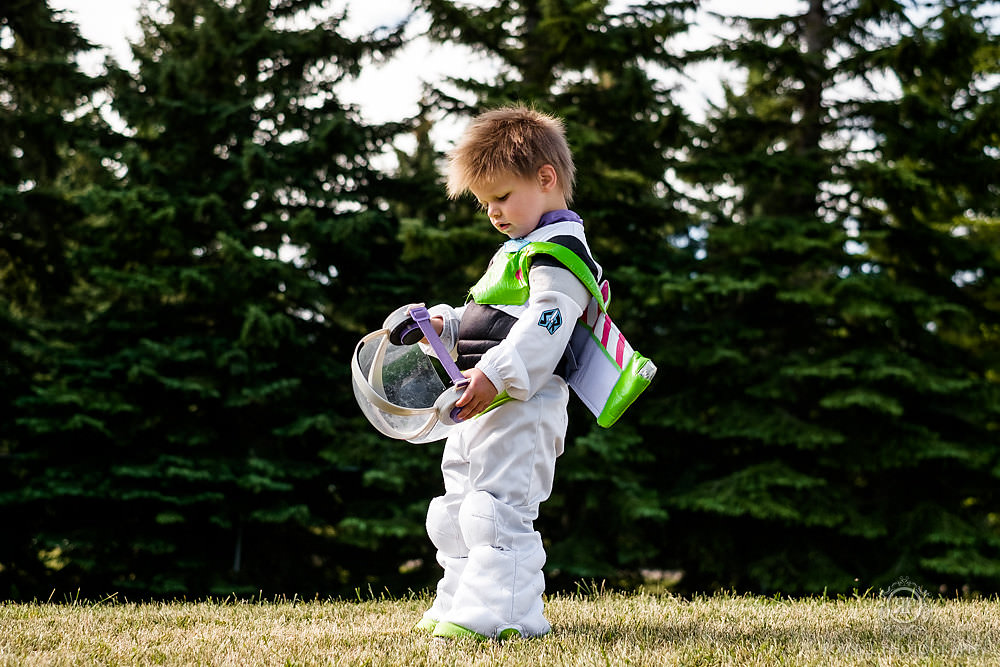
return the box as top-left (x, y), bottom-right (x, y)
top-left (880, 576), bottom-right (929, 625)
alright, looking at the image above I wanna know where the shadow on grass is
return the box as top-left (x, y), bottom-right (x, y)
top-left (552, 614), bottom-right (962, 658)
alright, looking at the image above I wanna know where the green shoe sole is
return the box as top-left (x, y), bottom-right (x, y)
top-left (431, 621), bottom-right (487, 641)
top-left (431, 622), bottom-right (525, 642)
top-left (414, 617), bottom-right (438, 634)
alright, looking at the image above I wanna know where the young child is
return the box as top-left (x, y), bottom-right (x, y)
top-left (416, 106), bottom-right (602, 641)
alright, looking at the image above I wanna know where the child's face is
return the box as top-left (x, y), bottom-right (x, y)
top-left (470, 166), bottom-right (562, 239)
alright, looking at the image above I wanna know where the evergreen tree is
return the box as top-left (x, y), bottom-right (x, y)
top-left (6, 0), bottom-right (416, 597)
top-left (667, 0), bottom-right (1000, 593)
top-left (843, 0), bottom-right (1000, 588)
top-left (9, 0), bottom-right (995, 599)
top-left (0, 0), bottom-right (111, 597)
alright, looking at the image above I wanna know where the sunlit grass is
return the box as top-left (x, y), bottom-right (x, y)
top-left (1, 587), bottom-right (998, 665)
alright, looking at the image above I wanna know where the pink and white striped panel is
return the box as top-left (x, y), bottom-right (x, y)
top-left (580, 297), bottom-right (633, 370)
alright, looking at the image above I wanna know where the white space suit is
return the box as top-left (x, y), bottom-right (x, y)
top-left (421, 217), bottom-right (600, 639)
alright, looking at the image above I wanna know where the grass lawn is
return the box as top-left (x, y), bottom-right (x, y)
top-left (1, 588), bottom-right (998, 665)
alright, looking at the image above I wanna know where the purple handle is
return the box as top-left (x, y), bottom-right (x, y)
top-left (408, 306), bottom-right (468, 388)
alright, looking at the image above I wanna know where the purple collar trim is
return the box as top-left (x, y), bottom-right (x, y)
top-left (537, 209), bottom-right (583, 228)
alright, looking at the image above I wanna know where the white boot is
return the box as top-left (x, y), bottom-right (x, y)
top-left (434, 490), bottom-right (551, 639)
top-left (418, 493), bottom-right (469, 632)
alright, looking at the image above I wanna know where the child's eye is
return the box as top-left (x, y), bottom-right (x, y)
top-left (477, 194), bottom-right (509, 210)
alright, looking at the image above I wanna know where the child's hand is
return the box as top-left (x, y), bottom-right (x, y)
top-left (454, 368), bottom-right (498, 421)
top-left (418, 316), bottom-right (445, 344)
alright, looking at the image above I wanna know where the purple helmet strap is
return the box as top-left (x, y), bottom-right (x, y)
top-left (407, 306), bottom-right (469, 388)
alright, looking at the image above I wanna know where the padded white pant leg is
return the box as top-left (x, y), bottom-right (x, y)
top-left (423, 551), bottom-right (468, 622)
top-left (432, 377), bottom-right (567, 638)
top-left (426, 494), bottom-right (467, 557)
top-left (424, 494), bottom-right (468, 621)
top-left (444, 490), bottom-right (550, 637)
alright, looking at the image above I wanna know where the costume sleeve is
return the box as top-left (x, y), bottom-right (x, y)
top-left (475, 265), bottom-right (590, 400)
top-left (418, 303), bottom-right (463, 360)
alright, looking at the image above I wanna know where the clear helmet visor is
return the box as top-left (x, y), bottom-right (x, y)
top-left (351, 328), bottom-right (456, 443)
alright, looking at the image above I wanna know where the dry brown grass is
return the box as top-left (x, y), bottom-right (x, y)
top-left (1, 589), bottom-right (998, 665)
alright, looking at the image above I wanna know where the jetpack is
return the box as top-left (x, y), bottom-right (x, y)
top-left (564, 279), bottom-right (657, 428)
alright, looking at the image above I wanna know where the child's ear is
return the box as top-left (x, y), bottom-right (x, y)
top-left (537, 164), bottom-right (558, 192)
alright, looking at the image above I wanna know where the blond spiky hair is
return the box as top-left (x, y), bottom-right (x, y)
top-left (446, 105), bottom-right (576, 203)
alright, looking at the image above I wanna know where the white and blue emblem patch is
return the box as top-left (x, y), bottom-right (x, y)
top-left (538, 308), bottom-right (562, 335)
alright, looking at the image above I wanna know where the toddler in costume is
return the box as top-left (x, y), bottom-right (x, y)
top-left (416, 106), bottom-right (603, 641)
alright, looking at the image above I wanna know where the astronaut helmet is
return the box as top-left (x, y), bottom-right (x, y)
top-left (351, 305), bottom-right (460, 444)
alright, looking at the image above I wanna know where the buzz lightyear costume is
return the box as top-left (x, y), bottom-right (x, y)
top-left (418, 210), bottom-right (599, 641)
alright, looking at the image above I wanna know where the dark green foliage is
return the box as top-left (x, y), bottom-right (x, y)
top-left (663, 0), bottom-right (1000, 593)
top-left (2, 0), bottom-right (436, 598)
top-left (2, 0), bottom-right (998, 599)
top-left (0, 0), bottom-right (115, 598)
